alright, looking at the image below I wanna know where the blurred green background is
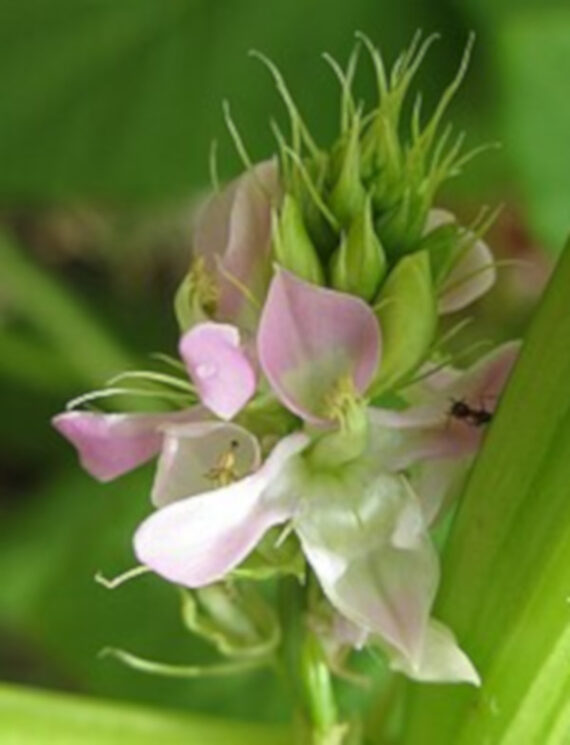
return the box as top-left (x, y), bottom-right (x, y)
top-left (0, 0), bottom-right (568, 726)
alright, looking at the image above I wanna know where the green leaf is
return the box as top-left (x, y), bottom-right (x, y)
top-left (402, 240), bottom-right (570, 743)
top-left (0, 683), bottom-right (290, 745)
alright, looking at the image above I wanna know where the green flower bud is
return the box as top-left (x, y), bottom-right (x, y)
top-left (327, 114), bottom-right (367, 227)
top-left (370, 250), bottom-right (436, 396)
top-left (329, 196), bottom-right (387, 301)
top-left (375, 188), bottom-right (429, 259)
top-left (273, 194), bottom-right (325, 285)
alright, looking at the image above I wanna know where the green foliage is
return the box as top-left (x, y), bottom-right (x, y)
top-left (499, 10), bottom-right (570, 251)
top-left (402, 240), bottom-right (570, 743)
top-left (0, 683), bottom-right (290, 745)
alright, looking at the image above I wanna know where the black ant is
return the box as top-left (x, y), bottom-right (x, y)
top-left (449, 398), bottom-right (493, 428)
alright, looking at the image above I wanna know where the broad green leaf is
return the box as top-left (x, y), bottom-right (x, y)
top-left (0, 683), bottom-right (290, 745)
top-left (403, 240), bottom-right (570, 743)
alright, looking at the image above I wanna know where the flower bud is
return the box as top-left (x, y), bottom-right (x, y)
top-left (327, 115), bottom-right (367, 227)
top-left (375, 189), bottom-right (429, 259)
top-left (329, 196), bottom-right (387, 301)
top-left (273, 194), bottom-right (325, 285)
top-left (370, 250), bottom-right (436, 396)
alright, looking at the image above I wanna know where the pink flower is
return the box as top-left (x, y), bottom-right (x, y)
top-left (194, 159), bottom-right (280, 332)
top-left (133, 424), bottom-right (478, 684)
top-left (257, 268), bottom-right (381, 424)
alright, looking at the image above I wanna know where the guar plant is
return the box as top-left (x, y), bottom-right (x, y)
top-left (53, 33), bottom-right (548, 745)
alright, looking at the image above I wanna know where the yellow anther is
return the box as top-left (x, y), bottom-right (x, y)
top-left (206, 440), bottom-right (240, 487)
top-left (321, 375), bottom-right (361, 427)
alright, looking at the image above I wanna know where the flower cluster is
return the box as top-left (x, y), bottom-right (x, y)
top-left (53, 35), bottom-right (518, 691)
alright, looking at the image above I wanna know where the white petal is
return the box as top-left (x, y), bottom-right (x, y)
top-left (151, 421), bottom-right (261, 507)
top-left (135, 433), bottom-right (309, 587)
top-left (387, 618), bottom-right (480, 685)
top-left (295, 471), bottom-right (439, 663)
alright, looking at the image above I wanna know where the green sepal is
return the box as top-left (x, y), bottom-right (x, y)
top-left (173, 257), bottom-right (217, 332)
top-left (273, 194), bottom-right (325, 285)
top-left (329, 196), bottom-right (387, 301)
top-left (180, 582), bottom-right (280, 659)
top-left (235, 393), bottom-right (299, 440)
top-left (370, 250), bottom-right (436, 396)
top-left (327, 113), bottom-right (367, 227)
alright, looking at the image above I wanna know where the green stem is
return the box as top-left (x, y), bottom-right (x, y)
top-left (277, 577), bottom-right (346, 745)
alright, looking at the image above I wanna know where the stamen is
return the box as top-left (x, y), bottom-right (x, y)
top-left (322, 375), bottom-right (361, 425)
top-left (206, 440), bottom-right (240, 486)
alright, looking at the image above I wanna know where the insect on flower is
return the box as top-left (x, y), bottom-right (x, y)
top-left (449, 397), bottom-right (493, 427)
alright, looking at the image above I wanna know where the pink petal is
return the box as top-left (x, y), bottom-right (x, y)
top-left (369, 341), bottom-right (520, 468)
top-left (426, 209), bottom-right (496, 314)
top-left (52, 407), bottom-right (204, 482)
top-left (448, 340), bottom-right (521, 404)
top-left (258, 268), bottom-right (381, 423)
top-left (295, 473), bottom-right (439, 663)
top-left (179, 322), bottom-right (256, 420)
top-left (134, 433), bottom-right (309, 587)
top-left (194, 160), bottom-right (280, 330)
top-left (151, 421), bottom-right (261, 507)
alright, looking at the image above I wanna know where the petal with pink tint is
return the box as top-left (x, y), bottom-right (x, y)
top-left (258, 269), bottom-right (381, 423)
top-left (386, 618), bottom-right (480, 685)
top-left (447, 340), bottom-right (521, 405)
top-left (426, 209), bottom-right (496, 314)
top-left (194, 160), bottom-right (280, 330)
top-left (134, 433), bottom-right (309, 587)
top-left (180, 322), bottom-right (256, 420)
top-left (296, 471), bottom-right (439, 664)
top-left (369, 342), bottom-right (520, 469)
top-left (409, 455), bottom-right (472, 526)
top-left (151, 421), bottom-right (261, 507)
top-left (52, 407), bottom-right (204, 482)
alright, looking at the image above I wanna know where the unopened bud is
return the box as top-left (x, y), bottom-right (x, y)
top-left (329, 196), bottom-right (387, 301)
top-left (273, 194), bottom-right (324, 285)
top-left (375, 189), bottom-right (429, 259)
top-left (370, 250), bottom-right (436, 396)
top-left (328, 114), bottom-right (367, 227)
